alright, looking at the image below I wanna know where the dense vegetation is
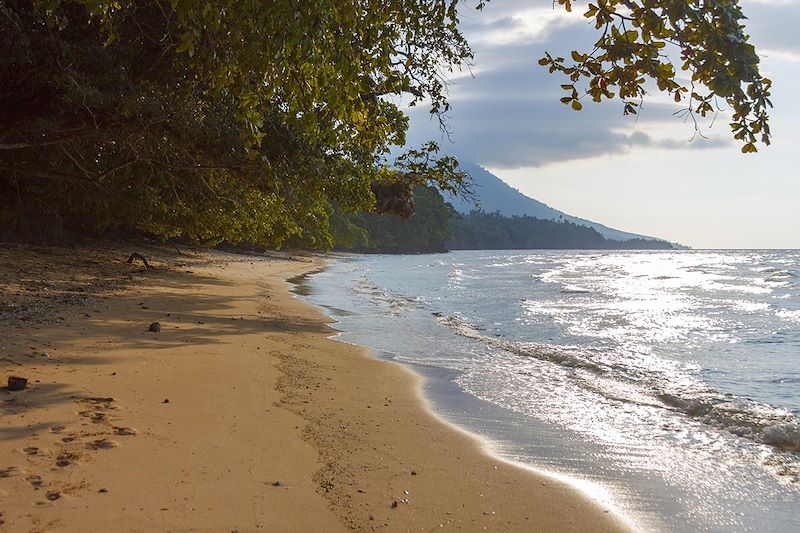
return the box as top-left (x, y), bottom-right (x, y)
top-left (448, 212), bottom-right (673, 251)
top-left (0, 1), bottom-right (771, 247)
top-left (334, 186), bottom-right (674, 252)
top-left (333, 185), bottom-right (452, 253)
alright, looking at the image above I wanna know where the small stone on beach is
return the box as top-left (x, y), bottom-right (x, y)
top-left (148, 322), bottom-right (161, 333)
top-left (7, 376), bottom-right (28, 391)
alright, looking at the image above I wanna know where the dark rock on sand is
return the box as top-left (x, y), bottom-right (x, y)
top-left (7, 376), bottom-right (28, 391)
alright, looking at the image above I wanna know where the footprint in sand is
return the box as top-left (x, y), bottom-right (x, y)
top-left (88, 439), bottom-right (119, 450)
top-left (76, 397), bottom-right (118, 425)
top-left (25, 474), bottom-right (44, 488)
top-left (0, 466), bottom-right (19, 478)
top-left (56, 451), bottom-right (80, 468)
top-left (79, 410), bottom-right (108, 423)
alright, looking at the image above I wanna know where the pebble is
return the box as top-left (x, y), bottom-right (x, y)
top-left (7, 376), bottom-right (28, 391)
top-left (148, 322), bottom-right (161, 333)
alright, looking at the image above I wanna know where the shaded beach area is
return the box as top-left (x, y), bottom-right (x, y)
top-left (0, 244), bottom-right (627, 531)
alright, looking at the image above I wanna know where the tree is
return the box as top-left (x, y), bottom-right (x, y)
top-left (0, 1), bottom-right (771, 246)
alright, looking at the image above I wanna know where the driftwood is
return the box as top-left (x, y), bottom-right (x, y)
top-left (126, 253), bottom-right (153, 269)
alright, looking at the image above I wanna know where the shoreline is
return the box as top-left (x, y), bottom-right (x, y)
top-left (1, 245), bottom-right (630, 531)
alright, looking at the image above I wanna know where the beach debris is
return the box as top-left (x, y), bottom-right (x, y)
top-left (390, 500), bottom-right (398, 509)
top-left (271, 481), bottom-right (282, 487)
top-left (23, 447), bottom-right (39, 455)
top-left (411, 470), bottom-right (417, 476)
top-left (26, 475), bottom-right (43, 487)
top-left (126, 253), bottom-right (153, 269)
top-left (163, 398), bottom-right (170, 403)
top-left (45, 490), bottom-right (60, 501)
top-left (148, 322), bottom-right (162, 333)
top-left (7, 375), bottom-right (28, 391)
top-left (98, 488), bottom-right (108, 493)
top-left (113, 426), bottom-right (137, 436)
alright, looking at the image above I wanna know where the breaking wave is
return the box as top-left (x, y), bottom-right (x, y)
top-left (437, 313), bottom-right (800, 461)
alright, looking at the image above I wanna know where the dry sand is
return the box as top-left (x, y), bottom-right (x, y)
top-left (0, 244), bottom-right (632, 532)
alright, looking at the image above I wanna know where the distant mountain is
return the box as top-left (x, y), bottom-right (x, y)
top-left (444, 161), bottom-right (665, 242)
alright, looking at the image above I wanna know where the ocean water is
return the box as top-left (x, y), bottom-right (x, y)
top-left (299, 250), bottom-right (800, 532)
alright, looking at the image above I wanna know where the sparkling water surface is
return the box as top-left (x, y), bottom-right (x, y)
top-left (301, 250), bottom-right (800, 532)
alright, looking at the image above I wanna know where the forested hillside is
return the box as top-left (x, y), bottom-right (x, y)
top-left (334, 186), bottom-right (675, 252)
top-left (448, 212), bottom-right (674, 250)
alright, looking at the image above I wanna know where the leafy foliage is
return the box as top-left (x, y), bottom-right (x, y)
top-left (0, 0), bottom-right (470, 245)
top-left (540, 0), bottom-right (772, 151)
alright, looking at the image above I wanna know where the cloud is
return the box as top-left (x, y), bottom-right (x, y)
top-left (399, 2), bottom-right (790, 168)
top-left (405, 37), bottom-right (728, 168)
top-left (734, 1), bottom-right (800, 55)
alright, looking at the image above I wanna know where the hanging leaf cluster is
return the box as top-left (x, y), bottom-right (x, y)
top-left (539, 0), bottom-right (771, 151)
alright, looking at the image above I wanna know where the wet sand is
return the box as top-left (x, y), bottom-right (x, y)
top-left (0, 245), bottom-right (630, 531)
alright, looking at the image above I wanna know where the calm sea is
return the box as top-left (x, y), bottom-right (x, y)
top-left (300, 250), bottom-right (800, 532)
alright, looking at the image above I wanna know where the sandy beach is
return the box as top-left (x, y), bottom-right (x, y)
top-left (0, 244), bottom-right (629, 532)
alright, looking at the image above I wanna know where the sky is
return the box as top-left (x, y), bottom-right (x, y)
top-left (403, 0), bottom-right (800, 249)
